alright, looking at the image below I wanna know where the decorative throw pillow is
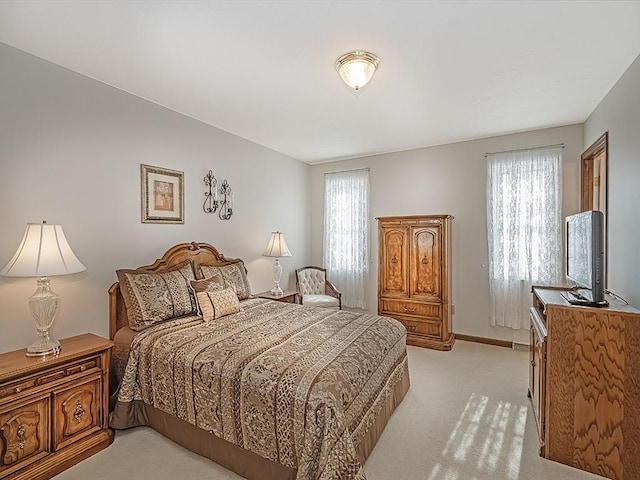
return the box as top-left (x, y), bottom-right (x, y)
top-left (198, 261), bottom-right (251, 300)
top-left (189, 276), bottom-right (226, 315)
top-left (196, 287), bottom-right (240, 321)
top-left (116, 261), bottom-right (197, 331)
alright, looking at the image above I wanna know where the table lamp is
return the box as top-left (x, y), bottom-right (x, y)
top-left (261, 231), bottom-right (292, 296)
top-left (1, 222), bottom-right (86, 356)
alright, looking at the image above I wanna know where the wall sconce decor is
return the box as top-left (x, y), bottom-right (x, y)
top-left (203, 170), bottom-right (218, 213)
top-left (203, 170), bottom-right (234, 220)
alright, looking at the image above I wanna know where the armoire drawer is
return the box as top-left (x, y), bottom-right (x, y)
top-left (394, 316), bottom-right (442, 337)
top-left (380, 299), bottom-right (441, 319)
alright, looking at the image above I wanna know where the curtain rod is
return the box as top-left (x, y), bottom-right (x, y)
top-left (324, 167), bottom-right (370, 175)
top-left (485, 143), bottom-right (565, 157)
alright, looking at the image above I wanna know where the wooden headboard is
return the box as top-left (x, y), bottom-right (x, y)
top-left (108, 242), bottom-right (242, 339)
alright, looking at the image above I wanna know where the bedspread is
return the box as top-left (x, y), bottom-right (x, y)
top-left (112, 298), bottom-right (408, 480)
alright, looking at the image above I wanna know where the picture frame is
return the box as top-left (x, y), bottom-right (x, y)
top-left (140, 164), bottom-right (184, 224)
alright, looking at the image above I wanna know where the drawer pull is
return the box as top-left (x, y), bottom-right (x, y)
top-left (403, 306), bottom-right (417, 313)
top-left (406, 325), bottom-right (417, 332)
top-left (74, 401), bottom-right (85, 423)
top-left (17, 424), bottom-right (26, 449)
top-left (421, 255), bottom-right (428, 265)
top-left (15, 386), bottom-right (21, 394)
top-left (67, 360), bottom-right (97, 376)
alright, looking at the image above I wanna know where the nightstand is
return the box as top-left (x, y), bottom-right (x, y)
top-left (0, 333), bottom-right (114, 480)
top-left (256, 291), bottom-right (299, 304)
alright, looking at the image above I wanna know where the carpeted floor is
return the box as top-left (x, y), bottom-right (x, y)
top-left (54, 341), bottom-right (604, 480)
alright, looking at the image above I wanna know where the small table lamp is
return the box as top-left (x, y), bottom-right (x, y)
top-left (262, 231), bottom-right (292, 296)
top-left (1, 222), bottom-right (86, 357)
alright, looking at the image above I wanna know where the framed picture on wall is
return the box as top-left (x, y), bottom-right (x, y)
top-left (140, 164), bottom-right (184, 224)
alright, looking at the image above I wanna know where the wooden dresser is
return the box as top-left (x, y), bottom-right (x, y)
top-left (377, 215), bottom-right (454, 350)
top-left (530, 286), bottom-right (640, 480)
top-left (0, 334), bottom-right (114, 480)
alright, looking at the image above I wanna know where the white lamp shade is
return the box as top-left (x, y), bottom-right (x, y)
top-left (1, 223), bottom-right (86, 277)
top-left (262, 231), bottom-right (292, 258)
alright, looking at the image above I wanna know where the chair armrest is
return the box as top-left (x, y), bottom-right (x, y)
top-left (325, 281), bottom-right (342, 309)
top-left (325, 280), bottom-right (341, 297)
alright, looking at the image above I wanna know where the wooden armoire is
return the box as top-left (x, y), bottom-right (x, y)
top-left (377, 215), bottom-right (454, 350)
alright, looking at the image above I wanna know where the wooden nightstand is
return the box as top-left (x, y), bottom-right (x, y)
top-left (256, 291), bottom-right (299, 304)
top-left (0, 333), bottom-right (114, 480)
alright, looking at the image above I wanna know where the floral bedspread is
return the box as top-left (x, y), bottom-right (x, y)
top-left (114, 298), bottom-right (408, 480)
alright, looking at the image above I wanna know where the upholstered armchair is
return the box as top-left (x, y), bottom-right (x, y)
top-left (295, 266), bottom-right (342, 309)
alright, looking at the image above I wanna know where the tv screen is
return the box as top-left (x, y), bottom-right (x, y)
top-left (565, 210), bottom-right (606, 305)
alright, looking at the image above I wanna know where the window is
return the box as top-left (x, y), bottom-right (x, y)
top-left (486, 147), bottom-right (563, 329)
top-left (324, 169), bottom-right (370, 309)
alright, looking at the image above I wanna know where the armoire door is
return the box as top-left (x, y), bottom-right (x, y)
top-left (410, 226), bottom-right (441, 301)
top-left (379, 226), bottom-right (409, 298)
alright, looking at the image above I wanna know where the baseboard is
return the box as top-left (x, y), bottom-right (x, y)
top-left (453, 333), bottom-right (512, 349)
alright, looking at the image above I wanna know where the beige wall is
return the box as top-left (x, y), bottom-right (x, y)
top-left (584, 54), bottom-right (640, 308)
top-left (3, 39), bottom-right (635, 353)
top-left (310, 125), bottom-right (584, 344)
top-left (0, 44), bottom-right (309, 353)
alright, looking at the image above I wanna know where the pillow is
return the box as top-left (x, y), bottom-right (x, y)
top-left (189, 275), bottom-right (225, 294)
top-left (198, 261), bottom-right (251, 300)
top-left (196, 287), bottom-right (240, 321)
top-left (189, 275), bottom-right (226, 315)
top-left (116, 261), bottom-right (197, 331)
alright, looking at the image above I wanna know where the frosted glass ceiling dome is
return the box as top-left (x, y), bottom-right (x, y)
top-left (335, 51), bottom-right (380, 91)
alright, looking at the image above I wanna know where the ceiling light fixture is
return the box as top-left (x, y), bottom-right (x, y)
top-left (335, 50), bottom-right (380, 91)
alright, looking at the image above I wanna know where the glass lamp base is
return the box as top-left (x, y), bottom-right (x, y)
top-left (26, 336), bottom-right (61, 357)
top-left (270, 258), bottom-right (283, 296)
top-left (26, 277), bottom-right (61, 357)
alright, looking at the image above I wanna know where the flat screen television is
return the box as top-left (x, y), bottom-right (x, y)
top-left (564, 210), bottom-right (607, 306)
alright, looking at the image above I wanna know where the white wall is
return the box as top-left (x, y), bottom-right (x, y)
top-left (0, 44), bottom-right (309, 354)
top-left (584, 54), bottom-right (640, 307)
top-left (5, 38), bottom-right (632, 353)
top-left (310, 125), bottom-right (583, 344)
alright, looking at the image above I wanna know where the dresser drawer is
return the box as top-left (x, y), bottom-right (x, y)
top-left (53, 373), bottom-right (102, 451)
top-left (0, 355), bottom-right (101, 401)
top-left (380, 299), bottom-right (441, 319)
top-left (402, 318), bottom-right (441, 337)
top-left (0, 393), bottom-right (51, 477)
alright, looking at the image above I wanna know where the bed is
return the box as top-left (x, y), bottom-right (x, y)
top-left (108, 242), bottom-right (409, 480)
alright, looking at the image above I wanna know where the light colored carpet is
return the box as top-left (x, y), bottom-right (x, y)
top-left (54, 341), bottom-right (604, 480)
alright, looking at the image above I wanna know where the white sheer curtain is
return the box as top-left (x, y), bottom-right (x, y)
top-left (324, 169), bottom-right (370, 309)
top-left (487, 147), bottom-right (563, 329)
